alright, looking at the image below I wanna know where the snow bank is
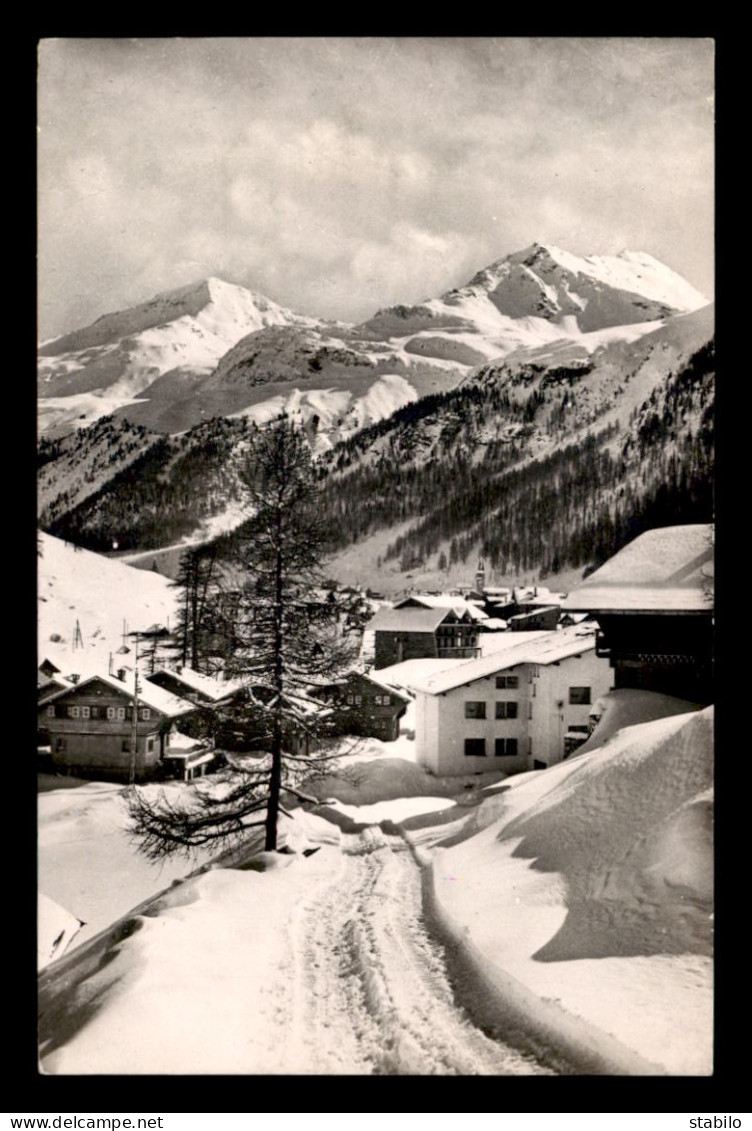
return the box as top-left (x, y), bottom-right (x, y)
top-left (578, 687), bottom-right (703, 755)
top-left (427, 707), bottom-right (713, 1075)
top-left (306, 755), bottom-right (504, 805)
top-left (38, 778), bottom-right (218, 951)
top-left (40, 846), bottom-right (341, 1074)
top-left (38, 894), bottom-right (83, 972)
top-left (324, 796), bottom-right (456, 824)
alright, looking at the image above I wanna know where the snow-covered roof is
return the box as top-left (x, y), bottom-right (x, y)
top-left (508, 606), bottom-right (560, 623)
top-left (371, 657), bottom-right (472, 693)
top-left (412, 626), bottom-right (598, 694)
top-left (394, 594), bottom-right (488, 621)
top-left (512, 586), bottom-right (563, 606)
top-left (562, 525), bottom-right (714, 613)
top-left (39, 671), bottom-right (196, 718)
top-left (147, 666), bottom-right (241, 702)
top-left (38, 674), bottom-right (73, 701)
top-left (163, 750), bottom-right (216, 769)
top-left (368, 606), bottom-right (457, 633)
top-left (355, 670), bottom-right (410, 702)
top-left (480, 618), bottom-right (508, 630)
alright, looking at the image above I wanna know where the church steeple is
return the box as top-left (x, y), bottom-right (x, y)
top-left (475, 558), bottom-right (486, 594)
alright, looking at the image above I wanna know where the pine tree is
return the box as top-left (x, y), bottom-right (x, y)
top-left (128, 414), bottom-right (358, 857)
top-left (172, 545), bottom-right (220, 672)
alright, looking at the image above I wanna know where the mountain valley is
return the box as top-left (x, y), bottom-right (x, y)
top-left (37, 243), bottom-right (714, 593)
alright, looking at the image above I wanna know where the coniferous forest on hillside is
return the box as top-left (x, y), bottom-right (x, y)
top-left (40, 341), bottom-right (713, 583)
top-left (316, 341), bottom-right (714, 576)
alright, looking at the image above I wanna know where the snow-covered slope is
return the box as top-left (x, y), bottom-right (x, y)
top-left (428, 704), bottom-right (713, 1075)
top-left (38, 700), bottom-right (712, 1076)
top-left (37, 532), bottom-right (180, 672)
top-left (226, 374), bottom-right (420, 454)
top-left (470, 301), bottom-right (715, 436)
top-left (37, 277), bottom-right (319, 433)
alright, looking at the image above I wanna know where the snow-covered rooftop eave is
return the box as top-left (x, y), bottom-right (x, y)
top-left (563, 600), bottom-right (713, 615)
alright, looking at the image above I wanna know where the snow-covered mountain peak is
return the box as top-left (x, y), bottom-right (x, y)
top-left (39, 241), bottom-right (710, 440)
top-left (37, 275), bottom-right (323, 423)
top-left (441, 242), bottom-right (709, 335)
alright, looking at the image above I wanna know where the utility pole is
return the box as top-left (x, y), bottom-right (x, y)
top-left (129, 639), bottom-right (140, 788)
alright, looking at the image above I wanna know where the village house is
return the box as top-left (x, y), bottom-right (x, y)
top-left (369, 602), bottom-right (481, 669)
top-left (508, 606), bottom-right (561, 632)
top-left (407, 625), bottom-right (613, 776)
top-left (309, 670), bottom-right (409, 742)
top-left (209, 684), bottom-right (329, 757)
top-left (38, 670), bottom-right (196, 782)
top-left (561, 524), bottom-right (714, 704)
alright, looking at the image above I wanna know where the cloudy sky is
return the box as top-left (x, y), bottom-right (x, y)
top-left (38, 37), bottom-right (714, 341)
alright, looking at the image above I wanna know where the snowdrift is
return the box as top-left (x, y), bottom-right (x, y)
top-left (38, 894), bottom-right (83, 972)
top-left (428, 707), bottom-right (714, 1075)
top-left (306, 754), bottom-right (505, 804)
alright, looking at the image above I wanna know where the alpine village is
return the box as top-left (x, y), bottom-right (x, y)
top-left (37, 239), bottom-right (714, 1078)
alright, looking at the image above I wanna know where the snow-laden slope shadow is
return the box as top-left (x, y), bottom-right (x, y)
top-left (498, 710), bottom-right (714, 962)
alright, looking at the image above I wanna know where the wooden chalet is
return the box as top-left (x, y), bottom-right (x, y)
top-left (209, 684), bottom-right (326, 757)
top-left (38, 671), bottom-right (196, 782)
top-left (370, 603), bottom-right (480, 670)
top-left (310, 670), bottom-right (409, 742)
top-left (508, 606), bottom-right (561, 632)
top-left (561, 524), bottom-right (714, 703)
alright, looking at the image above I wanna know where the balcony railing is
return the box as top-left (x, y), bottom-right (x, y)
top-left (437, 645), bottom-right (481, 659)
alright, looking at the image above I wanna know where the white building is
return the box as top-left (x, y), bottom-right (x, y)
top-left (407, 626), bottom-right (613, 775)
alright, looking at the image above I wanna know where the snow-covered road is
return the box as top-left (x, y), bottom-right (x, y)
top-left (281, 826), bottom-right (549, 1075)
top-left (40, 821), bottom-right (554, 1075)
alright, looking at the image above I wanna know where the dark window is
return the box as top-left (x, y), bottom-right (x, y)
top-left (464, 701), bottom-right (486, 719)
top-left (495, 675), bottom-right (519, 689)
top-left (464, 738), bottom-right (486, 757)
top-left (122, 739), bottom-right (130, 753)
top-left (495, 701), bottom-right (518, 719)
top-left (569, 686), bottom-right (591, 705)
top-left (495, 738), bottom-right (518, 757)
top-left (55, 738), bottom-right (66, 752)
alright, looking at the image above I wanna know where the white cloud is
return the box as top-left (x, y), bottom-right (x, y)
top-left (37, 37), bottom-right (715, 339)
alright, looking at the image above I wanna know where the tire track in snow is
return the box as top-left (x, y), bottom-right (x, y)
top-left (288, 826), bottom-right (550, 1075)
top-left (284, 837), bottom-right (386, 1074)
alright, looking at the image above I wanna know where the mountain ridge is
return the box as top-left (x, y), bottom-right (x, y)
top-left (38, 243), bottom-right (710, 440)
top-left (38, 242), bottom-right (713, 591)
